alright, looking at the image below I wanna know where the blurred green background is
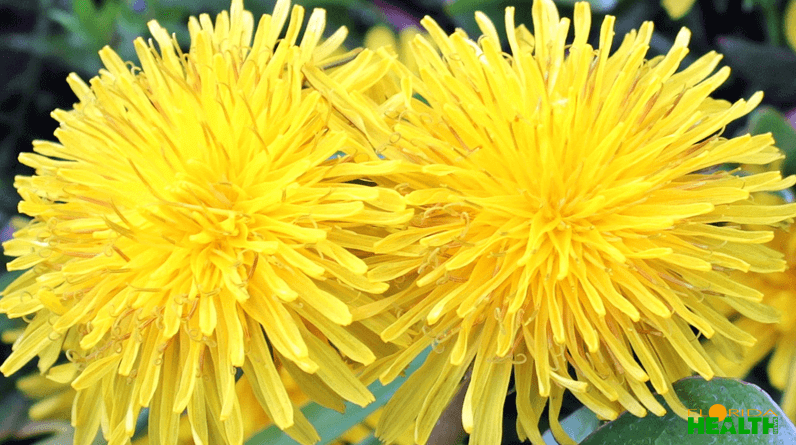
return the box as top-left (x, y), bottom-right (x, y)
top-left (1, 0), bottom-right (796, 443)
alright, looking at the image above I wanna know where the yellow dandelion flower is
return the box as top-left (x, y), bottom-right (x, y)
top-left (0, 0), bottom-right (411, 444)
top-left (16, 366), bottom-right (292, 444)
top-left (18, 362), bottom-right (307, 445)
top-left (12, 333), bottom-right (416, 445)
top-left (318, 1), bottom-right (796, 444)
top-left (708, 195), bottom-right (796, 422)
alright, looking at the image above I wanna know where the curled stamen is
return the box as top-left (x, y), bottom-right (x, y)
top-left (188, 328), bottom-right (202, 342)
top-left (422, 205), bottom-right (444, 221)
top-left (173, 293), bottom-right (189, 305)
top-left (394, 183), bottom-right (411, 194)
top-left (202, 336), bottom-right (217, 348)
top-left (65, 349), bottom-right (82, 363)
top-left (198, 287), bottom-right (221, 298)
top-left (512, 353), bottom-right (527, 365)
top-left (494, 306), bottom-right (504, 322)
top-left (384, 109), bottom-right (401, 120)
top-left (459, 211), bottom-right (471, 239)
top-left (441, 202), bottom-right (463, 217)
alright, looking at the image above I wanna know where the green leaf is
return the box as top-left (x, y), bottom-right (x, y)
top-left (245, 349), bottom-right (431, 445)
top-left (541, 406), bottom-right (601, 444)
top-left (580, 376), bottom-right (796, 444)
top-left (747, 106), bottom-right (796, 179)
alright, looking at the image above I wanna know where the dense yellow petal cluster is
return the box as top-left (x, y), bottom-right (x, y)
top-left (315, 1), bottom-right (796, 444)
top-left (15, 361), bottom-right (418, 445)
top-left (708, 213), bottom-right (796, 422)
top-left (0, 0), bottom-right (408, 444)
top-left (4, 0), bottom-right (796, 444)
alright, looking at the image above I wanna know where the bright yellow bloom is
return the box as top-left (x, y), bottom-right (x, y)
top-left (0, 0), bottom-right (410, 444)
top-left (16, 360), bottom-right (418, 445)
top-left (708, 208), bottom-right (796, 422)
top-left (322, 1), bottom-right (796, 444)
top-left (17, 367), bottom-right (278, 444)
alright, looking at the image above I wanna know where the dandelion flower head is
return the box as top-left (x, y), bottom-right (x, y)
top-left (707, 196), bottom-right (796, 422)
top-left (0, 0), bottom-right (411, 444)
top-left (349, 1), bottom-right (796, 444)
